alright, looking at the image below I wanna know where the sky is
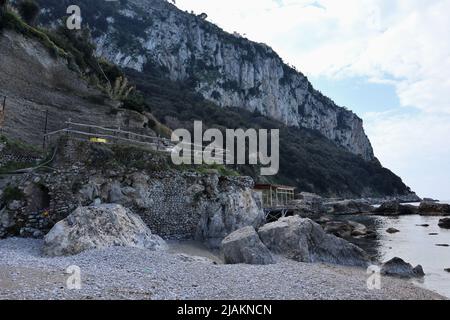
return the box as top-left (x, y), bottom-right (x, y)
top-left (175, 0), bottom-right (450, 200)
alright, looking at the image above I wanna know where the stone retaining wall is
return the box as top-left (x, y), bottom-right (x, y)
top-left (0, 139), bottom-right (265, 247)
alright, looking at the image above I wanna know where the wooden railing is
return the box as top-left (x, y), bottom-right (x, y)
top-left (44, 121), bottom-right (174, 152)
top-left (44, 121), bottom-right (231, 161)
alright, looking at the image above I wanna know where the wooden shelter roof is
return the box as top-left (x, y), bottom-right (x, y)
top-left (254, 184), bottom-right (296, 191)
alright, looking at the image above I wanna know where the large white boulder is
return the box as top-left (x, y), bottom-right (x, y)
top-left (258, 216), bottom-right (370, 267)
top-left (221, 226), bottom-right (275, 265)
top-left (43, 204), bottom-right (167, 256)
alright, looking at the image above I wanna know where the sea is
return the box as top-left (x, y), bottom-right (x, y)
top-left (343, 200), bottom-right (450, 298)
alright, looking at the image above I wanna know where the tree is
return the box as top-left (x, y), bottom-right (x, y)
top-left (18, 0), bottom-right (40, 26)
top-left (0, 0), bottom-right (8, 16)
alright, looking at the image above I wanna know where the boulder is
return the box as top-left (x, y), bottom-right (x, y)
top-left (381, 257), bottom-right (425, 278)
top-left (291, 193), bottom-right (325, 216)
top-left (386, 228), bottom-right (400, 234)
top-left (324, 199), bottom-right (374, 215)
top-left (195, 177), bottom-right (266, 248)
top-left (257, 216), bottom-right (370, 267)
top-left (316, 218), bottom-right (371, 239)
top-left (221, 226), bottom-right (275, 265)
top-left (374, 201), bottom-right (417, 216)
top-left (323, 221), bottom-right (353, 238)
top-left (438, 218), bottom-right (450, 229)
top-left (348, 221), bottom-right (369, 237)
top-left (315, 216), bottom-right (332, 224)
top-left (298, 192), bottom-right (323, 202)
top-left (419, 202), bottom-right (450, 216)
top-left (176, 254), bottom-right (216, 264)
top-left (43, 204), bottom-right (167, 256)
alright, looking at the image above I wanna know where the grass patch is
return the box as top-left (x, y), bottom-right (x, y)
top-left (1, 10), bottom-right (67, 58)
top-left (193, 163), bottom-right (240, 177)
top-left (0, 135), bottom-right (42, 155)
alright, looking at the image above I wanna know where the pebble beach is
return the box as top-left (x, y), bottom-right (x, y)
top-left (0, 238), bottom-right (444, 300)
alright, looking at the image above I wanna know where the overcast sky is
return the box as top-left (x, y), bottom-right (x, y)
top-left (175, 0), bottom-right (450, 200)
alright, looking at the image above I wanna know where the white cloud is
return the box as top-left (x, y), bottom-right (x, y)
top-left (364, 111), bottom-right (450, 200)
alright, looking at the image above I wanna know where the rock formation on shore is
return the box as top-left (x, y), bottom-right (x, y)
top-left (381, 257), bottom-right (425, 279)
top-left (419, 202), bottom-right (450, 216)
top-left (439, 218), bottom-right (450, 229)
top-left (257, 216), bottom-right (370, 267)
top-left (43, 204), bottom-right (167, 256)
top-left (221, 226), bottom-right (275, 265)
top-left (374, 200), bottom-right (418, 216)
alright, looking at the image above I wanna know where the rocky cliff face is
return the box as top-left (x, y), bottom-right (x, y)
top-left (38, 0), bottom-right (374, 160)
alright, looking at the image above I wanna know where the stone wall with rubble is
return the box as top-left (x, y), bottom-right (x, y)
top-left (0, 139), bottom-right (265, 247)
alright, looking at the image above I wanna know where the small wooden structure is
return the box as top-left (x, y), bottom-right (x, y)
top-left (254, 184), bottom-right (296, 209)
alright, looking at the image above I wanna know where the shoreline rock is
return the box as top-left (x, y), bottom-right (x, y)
top-left (438, 218), bottom-right (450, 229)
top-left (257, 216), bottom-right (370, 267)
top-left (43, 204), bottom-right (167, 257)
top-left (221, 226), bottom-right (275, 265)
top-left (419, 202), bottom-right (450, 216)
top-left (381, 257), bottom-right (425, 279)
top-left (314, 217), bottom-right (375, 240)
top-left (323, 199), bottom-right (374, 215)
top-left (374, 200), bottom-right (417, 216)
top-left (386, 228), bottom-right (400, 234)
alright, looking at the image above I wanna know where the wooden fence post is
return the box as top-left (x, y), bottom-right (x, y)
top-left (42, 109), bottom-right (49, 151)
top-left (0, 96), bottom-right (6, 133)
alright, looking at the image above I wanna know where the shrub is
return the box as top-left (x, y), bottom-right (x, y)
top-left (98, 59), bottom-right (123, 82)
top-left (18, 0), bottom-right (40, 25)
top-left (122, 92), bottom-right (148, 113)
top-left (105, 76), bottom-right (134, 101)
top-left (0, 10), bottom-right (66, 57)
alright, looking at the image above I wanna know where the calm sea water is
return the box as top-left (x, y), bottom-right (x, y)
top-left (343, 201), bottom-right (450, 298)
top-left (375, 215), bottom-right (450, 298)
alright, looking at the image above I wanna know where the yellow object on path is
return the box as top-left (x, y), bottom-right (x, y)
top-left (89, 137), bottom-right (108, 144)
